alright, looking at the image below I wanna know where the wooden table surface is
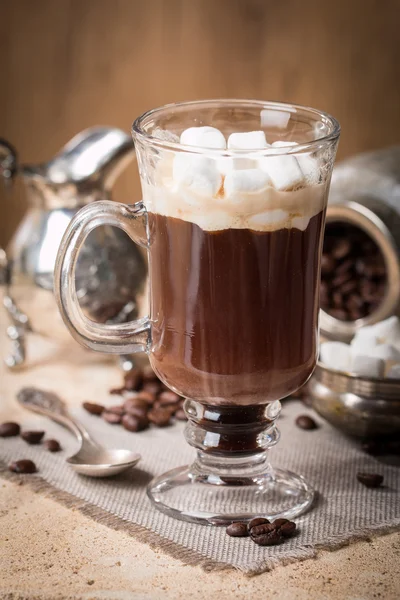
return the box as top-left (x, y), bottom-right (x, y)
top-left (0, 309), bottom-right (399, 600)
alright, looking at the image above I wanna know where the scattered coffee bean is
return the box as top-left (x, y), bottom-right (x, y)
top-left (124, 396), bottom-right (148, 411)
top-left (174, 409), bottom-right (187, 421)
top-left (356, 472), bottom-right (384, 488)
top-left (102, 411), bottom-right (122, 425)
top-left (109, 387), bottom-right (125, 396)
top-left (295, 415), bottom-right (318, 430)
top-left (273, 518), bottom-right (297, 537)
top-left (0, 422), bottom-right (20, 437)
top-left (248, 517), bottom-right (270, 533)
top-left (250, 522), bottom-right (283, 546)
top-left (123, 369), bottom-right (143, 391)
top-left (122, 413), bottom-right (149, 432)
top-left (9, 459), bottom-right (37, 474)
top-left (321, 254), bottom-right (335, 274)
top-left (106, 405), bottom-right (125, 416)
top-left (142, 381), bottom-right (162, 396)
top-left (44, 439), bottom-right (62, 452)
top-left (148, 408), bottom-right (171, 427)
top-left (135, 391), bottom-right (157, 405)
top-left (21, 430), bottom-right (45, 445)
top-left (250, 518), bottom-right (296, 546)
top-left (83, 402), bottom-right (104, 416)
top-left (226, 522), bottom-right (248, 537)
top-left (158, 391), bottom-right (181, 406)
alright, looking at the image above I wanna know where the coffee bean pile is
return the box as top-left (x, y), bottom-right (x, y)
top-left (83, 365), bottom-right (187, 432)
top-left (226, 517), bottom-right (297, 546)
top-left (1, 420), bottom-right (63, 474)
top-left (321, 223), bottom-right (387, 322)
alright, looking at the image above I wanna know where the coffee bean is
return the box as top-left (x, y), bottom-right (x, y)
top-left (340, 280), bottom-right (358, 295)
top-left (148, 408), bottom-right (171, 427)
top-left (321, 254), bottom-right (335, 274)
top-left (346, 294), bottom-right (364, 310)
top-left (0, 422), bottom-right (20, 437)
top-left (21, 430), bottom-right (45, 444)
top-left (332, 290), bottom-right (343, 308)
top-left (123, 369), bottom-right (143, 391)
top-left (109, 387), bottom-right (125, 396)
top-left (124, 404), bottom-right (148, 419)
top-left (83, 402), bottom-right (104, 416)
top-left (248, 517), bottom-right (270, 533)
top-left (174, 409), bottom-right (188, 421)
top-left (226, 522), bottom-right (248, 537)
top-left (158, 391), bottom-right (181, 406)
top-left (335, 258), bottom-right (353, 275)
top-left (332, 272), bottom-right (353, 288)
top-left (9, 459), bottom-right (37, 474)
top-left (295, 415), bottom-right (318, 430)
top-left (331, 239), bottom-right (351, 260)
top-left (142, 381), bottom-right (162, 396)
top-left (122, 413), bottom-right (149, 432)
top-left (124, 397), bottom-right (151, 414)
top-left (135, 391), bottom-right (157, 405)
top-left (250, 522), bottom-right (283, 546)
top-left (273, 518), bottom-right (297, 537)
top-left (102, 411), bottom-right (122, 425)
top-left (44, 439), bottom-right (61, 452)
top-left (356, 472), bottom-right (384, 488)
top-left (106, 405), bottom-right (125, 416)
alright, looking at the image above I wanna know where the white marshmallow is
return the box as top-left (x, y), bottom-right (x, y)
top-left (350, 328), bottom-right (380, 355)
top-left (351, 355), bottom-right (385, 378)
top-left (386, 363), bottom-right (400, 379)
top-left (271, 140), bottom-right (298, 147)
top-left (227, 131), bottom-right (268, 149)
top-left (320, 342), bottom-right (351, 372)
top-left (224, 169), bottom-right (271, 202)
top-left (369, 343), bottom-right (400, 362)
top-left (180, 126), bottom-right (226, 149)
top-left (297, 154), bottom-right (320, 183)
top-left (292, 215), bottom-right (310, 231)
top-left (259, 156), bottom-right (304, 190)
top-left (248, 209), bottom-right (289, 229)
top-left (172, 154), bottom-right (222, 197)
top-left (370, 316), bottom-right (400, 346)
top-left (271, 141), bottom-right (319, 184)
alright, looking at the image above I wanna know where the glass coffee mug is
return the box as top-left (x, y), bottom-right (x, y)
top-left (55, 100), bottom-right (340, 525)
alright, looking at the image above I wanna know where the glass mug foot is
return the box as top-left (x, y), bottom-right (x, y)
top-left (147, 400), bottom-right (314, 525)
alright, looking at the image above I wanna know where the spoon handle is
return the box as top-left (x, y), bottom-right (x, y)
top-left (17, 387), bottom-right (100, 448)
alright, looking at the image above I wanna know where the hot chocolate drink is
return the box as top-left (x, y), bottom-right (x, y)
top-left (143, 144), bottom-right (327, 405)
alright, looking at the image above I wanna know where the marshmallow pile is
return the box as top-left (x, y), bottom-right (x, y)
top-left (174, 126), bottom-right (318, 196)
top-left (320, 316), bottom-right (400, 379)
top-left (145, 126), bottom-right (324, 233)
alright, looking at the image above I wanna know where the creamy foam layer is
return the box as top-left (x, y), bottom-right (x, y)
top-left (143, 179), bottom-right (325, 232)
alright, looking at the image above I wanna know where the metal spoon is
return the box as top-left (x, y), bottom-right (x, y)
top-left (17, 387), bottom-right (141, 477)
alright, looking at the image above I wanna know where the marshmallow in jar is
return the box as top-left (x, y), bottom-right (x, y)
top-left (320, 316), bottom-right (400, 380)
top-left (321, 146), bottom-right (400, 342)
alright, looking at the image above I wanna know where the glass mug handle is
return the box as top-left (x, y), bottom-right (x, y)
top-left (54, 200), bottom-right (151, 354)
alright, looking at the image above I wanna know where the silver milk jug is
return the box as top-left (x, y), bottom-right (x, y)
top-left (0, 127), bottom-right (147, 368)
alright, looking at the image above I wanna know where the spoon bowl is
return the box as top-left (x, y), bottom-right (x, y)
top-left (67, 447), bottom-right (141, 477)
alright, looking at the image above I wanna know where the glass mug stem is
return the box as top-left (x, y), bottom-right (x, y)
top-left (54, 200), bottom-right (151, 354)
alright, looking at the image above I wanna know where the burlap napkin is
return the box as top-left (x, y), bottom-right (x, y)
top-left (1, 399), bottom-right (399, 574)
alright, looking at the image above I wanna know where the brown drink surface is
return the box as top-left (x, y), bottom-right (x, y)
top-left (148, 210), bottom-right (325, 405)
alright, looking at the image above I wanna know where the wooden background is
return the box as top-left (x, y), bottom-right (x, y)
top-left (1, 0), bottom-right (400, 246)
